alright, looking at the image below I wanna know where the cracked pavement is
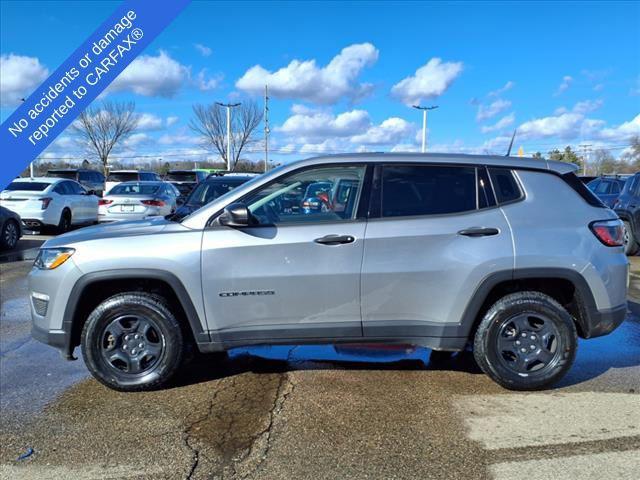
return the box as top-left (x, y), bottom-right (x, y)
top-left (1, 255), bottom-right (639, 479)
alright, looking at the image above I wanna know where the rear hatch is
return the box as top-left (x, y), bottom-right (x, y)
top-left (0, 183), bottom-right (51, 211)
top-left (101, 195), bottom-right (161, 215)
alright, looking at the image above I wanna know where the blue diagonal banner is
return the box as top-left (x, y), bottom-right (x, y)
top-left (0, 0), bottom-right (191, 189)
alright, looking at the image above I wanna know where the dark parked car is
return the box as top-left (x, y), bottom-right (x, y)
top-left (172, 175), bottom-right (254, 220)
top-left (587, 176), bottom-right (628, 208)
top-left (47, 168), bottom-right (105, 196)
top-left (164, 170), bottom-right (209, 199)
top-left (0, 206), bottom-right (22, 250)
top-left (613, 172), bottom-right (640, 255)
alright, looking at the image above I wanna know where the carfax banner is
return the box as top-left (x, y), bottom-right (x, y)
top-left (0, 0), bottom-right (191, 189)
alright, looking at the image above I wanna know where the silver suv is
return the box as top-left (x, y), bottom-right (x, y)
top-left (29, 154), bottom-right (628, 391)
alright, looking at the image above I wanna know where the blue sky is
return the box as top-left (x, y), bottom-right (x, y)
top-left (1, 0), bottom-right (639, 165)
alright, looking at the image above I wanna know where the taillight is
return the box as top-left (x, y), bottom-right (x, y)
top-left (98, 199), bottom-right (113, 206)
top-left (141, 199), bottom-right (165, 207)
top-left (590, 220), bottom-right (624, 247)
top-left (39, 197), bottom-right (52, 210)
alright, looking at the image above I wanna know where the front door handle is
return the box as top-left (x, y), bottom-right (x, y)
top-left (314, 234), bottom-right (356, 245)
top-left (457, 227), bottom-right (500, 237)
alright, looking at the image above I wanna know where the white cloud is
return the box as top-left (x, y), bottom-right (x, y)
top-left (572, 99), bottom-right (603, 114)
top-left (108, 51), bottom-right (189, 97)
top-left (166, 116), bottom-right (179, 127)
top-left (488, 81), bottom-right (515, 97)
top-left (391, 58), bottom-right (463, 106)
top-left (597, 115), bottom-right (640, 142)
top-left (136, 113), bottom-right (164, 131)
top-left (0, 53), bottom-right (49, 107)
top-left (351, 117), bottom-right (415, 145)
top-left (481, 113), bottom-right (515, 133)
top-left (236, 43), bottom-right (379, 104)
top-left (299, 138), bottom-right (346, 154)
top-left (518, 112), bottom-right (583, 140)
top-left (124, 133), bottom-right (152, 147)
top-left (194, 43), bottom-right (212, 57)
top-left (277, 108), bottom-right (371, 141)
top-left (158, 132), bottom-right (202, 145)
top-left (476, 99), bottom-right (511, 121)
top-left (195, 69), bottom-right (221, 91)
top-left (554, 75), bottom-right (573, 96)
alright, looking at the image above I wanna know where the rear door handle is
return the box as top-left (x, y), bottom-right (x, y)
top-left (457, 227), bottom-right (500, 237)
top-left (314, 234), bottom-right (356, 245)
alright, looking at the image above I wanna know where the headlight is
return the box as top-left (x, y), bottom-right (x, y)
top-left (34, 248), bottom-right (75, 270)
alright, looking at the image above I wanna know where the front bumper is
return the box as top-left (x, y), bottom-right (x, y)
top-left (29, 259), bottom-right (83, 359)
top-left (31, 324), bottom-right (75, 359)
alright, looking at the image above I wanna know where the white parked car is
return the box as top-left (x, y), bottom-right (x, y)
top-left (0, 177), bottom-right (98, 232)
top-left (105, 170), bottom-right (161, 195)
top-left (98, 181), bottom-right (179, 222)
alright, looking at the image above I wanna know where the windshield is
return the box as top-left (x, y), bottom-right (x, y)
top-left (47, 171), bottom-right (77, 179)
top-left (109, 183), bottom-right (160, 195)
top-left (187, 180), bottom-right (247, 206)
top-left (166, 172), bottom-right (197, 182)
top-left (107, 172), bottom-right (138, 182)
top-left (4, 182), bottom-right (50, 191)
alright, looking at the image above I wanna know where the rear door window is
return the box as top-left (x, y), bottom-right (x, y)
top-left (381, 165), bottom-right (477, 217)
top-left (611, 182), bottom-right (621, 195)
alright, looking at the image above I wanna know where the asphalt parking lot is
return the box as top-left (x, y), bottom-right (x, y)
top-left (1, 234), bottom-right (639, 479)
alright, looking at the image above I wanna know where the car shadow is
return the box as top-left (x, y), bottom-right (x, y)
top-left (172, 302), bottom-right (640, 390)
top-left (170, 344), bottom-right (483, 389)
top-left (558, 303), bottom-right (640, 388)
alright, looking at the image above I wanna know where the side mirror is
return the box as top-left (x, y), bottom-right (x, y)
top-left (218, 202), bottom-right (253, 227)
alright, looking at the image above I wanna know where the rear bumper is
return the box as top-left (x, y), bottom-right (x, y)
top-left (582, 303), bottom-right (627, 338)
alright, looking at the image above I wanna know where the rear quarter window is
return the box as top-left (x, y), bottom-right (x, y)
top-left (488, 168), bottom-right (523, 204)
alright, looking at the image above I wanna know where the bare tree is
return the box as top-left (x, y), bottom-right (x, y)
top-left (72, 101), bottom-right (139, 176)
top-left (189, 101), bottom-right (263, 170)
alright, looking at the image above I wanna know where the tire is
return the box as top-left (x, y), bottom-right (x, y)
top-left (0, 219), bottom-right (20, 250)
top-left (623, 220), bottom-right (639, 256)
top-left (473, 291), bottom-right (577, 391)
top-left (57, 209), bottom-right (72, 234)
top-left (81, 292), bottom-right (185, 392)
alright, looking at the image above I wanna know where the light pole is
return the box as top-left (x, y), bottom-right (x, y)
top-left (412, 105), bottom-right (438, 152)
top-left (216, 102), bottom-right (241, 171)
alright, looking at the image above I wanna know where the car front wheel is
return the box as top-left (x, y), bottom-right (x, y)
top-left (81, 292), bottom-right (185, 391)
top-left (473, 291), bottom-right (577, 390)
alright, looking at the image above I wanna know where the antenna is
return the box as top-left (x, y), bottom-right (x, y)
top-left (506, 129), bottom-right (517, 156)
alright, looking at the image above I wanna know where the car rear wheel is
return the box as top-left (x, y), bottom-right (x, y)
top-left (57, 209), bottom-right (72, 233)
top-left (473, 291), bottom-right (577, 390)
top-left (81, 292), bottom-right (185, 391)
top-left (0, 219), bottom-right (19, 250)
top-left (623, 220), bottom-right (639, 256)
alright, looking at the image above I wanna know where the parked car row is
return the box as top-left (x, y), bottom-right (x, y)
top-left (43, 168), bottom-right (213, 201)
